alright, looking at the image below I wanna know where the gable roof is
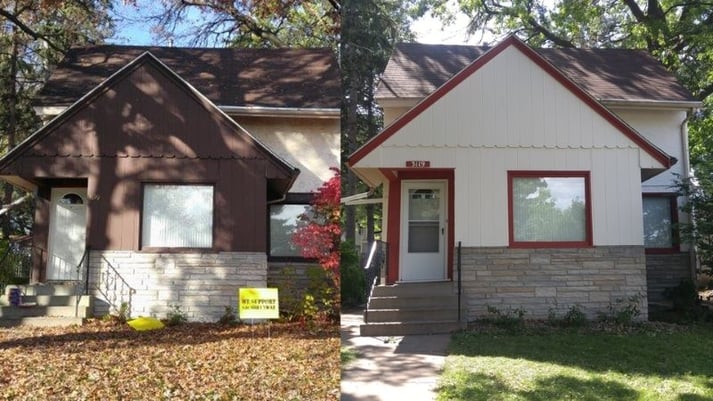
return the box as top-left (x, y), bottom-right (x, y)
top-left (350, 36), bottom-right (675, 169)
top-left (35, 45), bottom-right (341, 109)
top-left (377, 42), bottom-right (700, 105)
top-left (0, 51), bottom-right (299, 196)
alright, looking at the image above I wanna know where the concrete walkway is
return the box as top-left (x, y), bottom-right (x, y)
top-left (340, 309), bottom-right (451, 401)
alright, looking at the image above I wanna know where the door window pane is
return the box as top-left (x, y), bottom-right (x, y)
top-left (408, 188), bottom-right (440, 252)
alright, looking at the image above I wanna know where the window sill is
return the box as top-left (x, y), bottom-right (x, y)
top-left (645, 247), bottom-right (681, 255)
top-left (268, 256), bottom-right (319, 264)
top-left (509, 241), bottom-right (592, 249)
top-left (140, 247), bottom-right (217, 253)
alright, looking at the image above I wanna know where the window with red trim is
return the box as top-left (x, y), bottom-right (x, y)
top-left (508, 171), bottom-right (592, 247)
top-left (642, 194), bottom-right (678, 252)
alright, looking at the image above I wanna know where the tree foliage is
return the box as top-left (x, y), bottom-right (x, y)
top-left (426, 0), bottom-right (712, 101)
top-left (340, 0), bottom-right (415, 242)
top-left (292, 168), bottom-right (341, 276)
top-left (0, 0), bottom-right (114, 238)
top-left (148, 0), bottom-right (340, 48)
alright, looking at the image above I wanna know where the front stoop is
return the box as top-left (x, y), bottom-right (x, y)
top-left (0, 283), bottom-right (93, 327)
top-left (360, 281), bottom-right (466, 336)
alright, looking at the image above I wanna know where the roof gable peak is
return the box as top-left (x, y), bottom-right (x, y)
top-left (349, 35), bottom-right (673, 169)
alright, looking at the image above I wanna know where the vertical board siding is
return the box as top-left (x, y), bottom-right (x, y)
top-left (375, 47), bottom-right (640, 152)
top-left (357, 45), bottom-right (671, 248)
top-left (11, 60), bottom-right (295, 254)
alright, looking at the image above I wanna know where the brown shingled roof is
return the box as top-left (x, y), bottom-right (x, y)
top-left (377, 42), bottom-right (698, 103)
top-left (36, 45), bottom-right (341, 109)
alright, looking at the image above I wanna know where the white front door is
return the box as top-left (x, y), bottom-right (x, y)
top-left (400, 181), bottom-right (447, 282)
top-left (47, 188), bottom-right (87, 281)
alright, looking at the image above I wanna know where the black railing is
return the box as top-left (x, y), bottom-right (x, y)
top-left (0, 238), bottom-right (36, 294)
top-left (363, 240), bottom-right (386, 323)
top-left (73, 247), bottom-right (91, 317)
top-left (457, 241), bottom-right (462, 323)
top-left (96, 256), bottom-right (136, 315)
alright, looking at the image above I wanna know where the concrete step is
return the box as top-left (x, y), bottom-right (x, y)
top-left (0, 305), bottom-right (92, 319)
top-left (4, 283), bottom-right (82, 297)
top-left (365, 307), bottom-right (460, 323)
top-left (371, 282), bottom-right (455, 297)
top-left (0, 295), bottom-right (92, 307)
top-left (0, 316), bottom-right (83, 328)
top-left (360, 320), bottom-right (464, 336)
top-left (368, 295), bottom-right (457, 309)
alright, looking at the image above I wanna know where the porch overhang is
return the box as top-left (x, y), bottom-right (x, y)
top-left (0, 175), bottom-right (37, 192)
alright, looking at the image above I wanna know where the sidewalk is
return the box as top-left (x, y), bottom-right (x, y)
top-left (340, 309), bottom-right (451, 401)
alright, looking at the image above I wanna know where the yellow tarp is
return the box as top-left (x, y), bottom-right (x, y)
top-left (127, 316), bottom-right (165, 331)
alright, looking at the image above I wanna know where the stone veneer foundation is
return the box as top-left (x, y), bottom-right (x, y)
top-left (88, 251), bottom-right (268, 321)
top-left (458, 246), bottom-right (648, 321)
top-left (645, 252), bottom-right (693, 304)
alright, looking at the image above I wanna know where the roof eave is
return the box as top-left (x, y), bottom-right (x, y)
top-left (218, 105), bottom-right (340, 119)
top-left (601, 99), bottom-right (703, 110)
top-left (34, 104), bottom-right (341, 120)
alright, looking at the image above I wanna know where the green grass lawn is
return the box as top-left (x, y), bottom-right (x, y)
top-left (437, 324), bottom-right (713, 401)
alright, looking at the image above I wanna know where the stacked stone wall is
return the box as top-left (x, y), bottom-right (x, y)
top-left (458, 246), bottom-right (648, 321)
top-left (88, 251), bottom-right (267, 321)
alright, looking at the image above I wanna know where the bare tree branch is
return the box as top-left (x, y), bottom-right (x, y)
top-left (0, 9), bottom-right (64, 53)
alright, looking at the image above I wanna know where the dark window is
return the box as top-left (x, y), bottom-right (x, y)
top-left (59, 193), bottom-right (83, 205)
top-left (643, 194), bottom-right (677, 251)
top-left (269, 204), bottom-right (311, 258)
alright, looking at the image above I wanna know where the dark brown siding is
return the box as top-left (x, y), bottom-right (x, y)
top-left (32, 198), bottom-right (50, 282)
top-left (7, 58), bottom-right (292, 253)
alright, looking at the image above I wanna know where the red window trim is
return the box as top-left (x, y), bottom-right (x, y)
top-left (643, 193), bottom-right (680, 254)
top-left (507, 171), bottom-right (593, 248)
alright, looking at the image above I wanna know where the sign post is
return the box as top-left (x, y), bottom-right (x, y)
top-left (238, 288), bottom-right (280, 336)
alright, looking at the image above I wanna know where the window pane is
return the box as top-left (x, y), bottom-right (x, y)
top-left (270, 204), bottom-right (310, 257)
top-left (142, 185), bottom-right (213, 248)
top-left (512, 177), bottom-right (586, 242)
top-left (643, 197), bottom-right (673, 248)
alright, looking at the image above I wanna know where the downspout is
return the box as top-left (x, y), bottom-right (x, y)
top-left (680, 110), bottom-right (697, 280)
top-left (266, 168), bottom-right (301, 205)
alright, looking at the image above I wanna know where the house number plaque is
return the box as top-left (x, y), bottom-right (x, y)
top-left (405, 160), bottom-right (431, 168)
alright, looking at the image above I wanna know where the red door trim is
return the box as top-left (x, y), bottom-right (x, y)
top-left (382, 168), bottom-right (455, 284)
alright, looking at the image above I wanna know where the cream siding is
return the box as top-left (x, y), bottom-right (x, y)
top-left (356, 45), bottom-right (665, 247)
top-left (236, 116), bottom-right (340, 193)
top-left (362, 47), bottom-right (662, 169)
top-left (612, 107), bottom-right (690, 251)
top-left (383, 106), bottom-right (412, 127)
top-left (611, 108), bottom-right (687, 192)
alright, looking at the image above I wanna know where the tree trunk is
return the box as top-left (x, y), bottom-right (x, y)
top-left (1, 21), bottom-right (20, 239)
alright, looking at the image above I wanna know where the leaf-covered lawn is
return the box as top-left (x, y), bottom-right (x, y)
top-left (0, 321), bottom-right (339, 401)
top-left (437, 324), bottom-right (713, 401)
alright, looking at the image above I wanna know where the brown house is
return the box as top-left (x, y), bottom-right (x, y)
top-left (0, 47), bottom-right (340, 321)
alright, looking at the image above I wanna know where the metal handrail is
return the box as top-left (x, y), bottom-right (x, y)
top-left (73, 247), bottom-right (91, 317)
top-left (0, 238), bottom-right (36, 294)
top-left (363, 240), bottom-right (386, 323)
top-left (96, 255), bottom-right (136, 315)
top-left (457, 241), bottom-right (462, 323)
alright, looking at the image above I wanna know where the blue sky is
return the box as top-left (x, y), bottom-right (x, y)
top-left (108, 4), bottom-right (482, 47)
top-left (108, 3), bottom-right (195, 46)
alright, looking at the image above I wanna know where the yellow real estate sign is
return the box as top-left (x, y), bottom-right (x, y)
top-left (238, 288), bottom-right (279, 320)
